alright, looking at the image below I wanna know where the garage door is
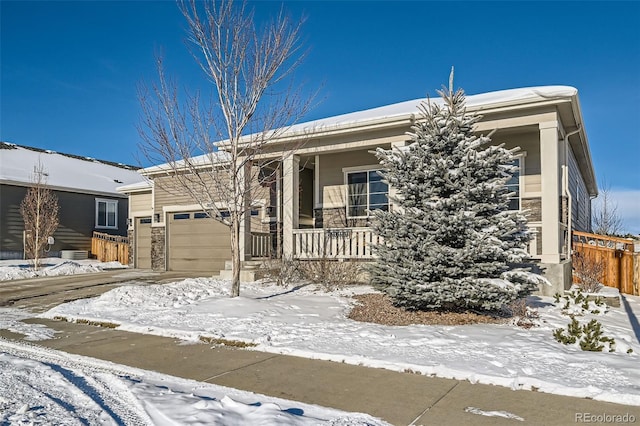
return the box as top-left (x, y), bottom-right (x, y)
top-left (167, 212), bottom-right (231, 272)
top-left (135, 217), bottom-right (152, 269)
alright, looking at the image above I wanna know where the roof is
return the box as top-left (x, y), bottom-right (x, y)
top-left (140, 150), bottom-right (230, 176)
top-left (116, 179), bottom-right (153, 193)
top-left (140, 85), bottom-right (591, 183)
top-left (282, 85), bottom-right (578, 136)
top-left (0, 142), bottom-right (145, 197)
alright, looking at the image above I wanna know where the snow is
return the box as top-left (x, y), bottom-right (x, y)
top-left (39, 278), bottom-right (640, 406)
top-left (282, 85), bottom-right (577, 136)
top-left (140, 86), bottom-right (578, 174)
top-left (0, 143), bottom-right (144, 195)
top-left (0, 339), bottom-right (388, 425)
top-left (464, 406), bottom-right (525, 421)
top-left (0, 258), bottom-right (128, 282)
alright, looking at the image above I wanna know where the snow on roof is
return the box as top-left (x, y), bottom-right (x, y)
top-left (116, 179), bottom-right (153, 193)
top-left (0, 142), bottom-right (145, 196)
top-left (140, 149), bottom-right (230, 175)
top-left (284, 85), bottom-right (578, 135)
top-left (141, 85), bottom-right (578, 172)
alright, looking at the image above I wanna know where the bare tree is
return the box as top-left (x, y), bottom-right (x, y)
top-left (592, 180), bottom-right (624, 236)
top-left (20, 161), bottom-right (60, 270)
top-left (572, 251), bottom-right (605, 293)
top-left (138, 0), bottom-right (313, 297)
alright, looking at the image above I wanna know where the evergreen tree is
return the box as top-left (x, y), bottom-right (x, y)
top-left (370, 80), bottom-right (540, 312)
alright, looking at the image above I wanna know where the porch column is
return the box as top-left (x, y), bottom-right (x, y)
top-left (282, 155), bottom-right (300, 257)
top-left (238, 160), bottom-right (252, 261)
top-left (539, 120), bottom-right (562, 263)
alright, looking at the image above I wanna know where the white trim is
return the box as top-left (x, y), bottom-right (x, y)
top-left (506, 154), bottom-right (525, 212)
top-left (314, 155), bottom-right (320, 209)
top-left (95, 198), bottom-right (118, 229)
top-left (343, 167), bottom-right (389, 219)
top-left (341, 164), bottom-right (382, 174)
top-left (128, 209), bottom-right (154, 230)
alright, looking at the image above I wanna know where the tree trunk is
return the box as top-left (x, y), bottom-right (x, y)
top-left (230, 215), bottom-right (241, 297)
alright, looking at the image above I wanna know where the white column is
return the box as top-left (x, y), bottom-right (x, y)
top-left (539, 120), bottom-right (561, 263)
top-left (238, 160), bottom-right (252, 261)
top-left (282, 155), bottom-right (300, 257)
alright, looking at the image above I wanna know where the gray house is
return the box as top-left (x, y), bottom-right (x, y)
top-left (0, 142), bottom-right (143, 259)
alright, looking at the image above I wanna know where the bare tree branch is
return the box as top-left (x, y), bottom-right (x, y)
top-left (592, 179), bottom-right (624, 236)
top-left (20, 161), bottom-right (60, 270)
top-left (138, 0), bottom-right (314, 296)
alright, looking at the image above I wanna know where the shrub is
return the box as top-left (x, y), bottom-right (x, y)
top-left (554, 317), bottom-right (616, 352)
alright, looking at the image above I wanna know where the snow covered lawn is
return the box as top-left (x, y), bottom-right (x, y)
top-left (0, 339), bottom-right (386, 425)
top-left (39, 278), bottom-right (640, 406)
top-left (0, 257), bottom-right (127, 282)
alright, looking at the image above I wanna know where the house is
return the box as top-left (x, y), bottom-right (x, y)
top-left (120, 86), bottom-right (597, 295)
top-left (0, 142), bottom-right (144, 259)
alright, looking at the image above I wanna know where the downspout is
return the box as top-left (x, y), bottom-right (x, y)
top-left (563, 125), bottom-right (582, 258)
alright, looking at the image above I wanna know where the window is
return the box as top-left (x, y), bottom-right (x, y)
top-left (505, 158), bottom-right (522, 211)
top-left (96, 199), bottom-right (118, 228)
top-left (346, 170), bottom-right (389, 217)
top-left (173, 213), bottom-right (190, 220)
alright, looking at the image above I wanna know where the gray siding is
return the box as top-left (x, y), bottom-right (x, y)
top-left (568, 146), bottom-right (591, 232)
top-left (0, 184), bottom-right (129, 259)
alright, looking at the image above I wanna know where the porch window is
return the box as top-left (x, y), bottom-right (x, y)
top-left (346, 170), bottom-right (388, 217)
top-left (96, 199), bottom-right (118, 229)
top-left (505, 157), bottom-right (522, 211)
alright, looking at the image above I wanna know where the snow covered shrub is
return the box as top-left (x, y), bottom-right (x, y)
top-left (557, 289), bottom-right (607, 316)
top-left (369, 78), bottom-right (540, 312)
top-left (553, 317), bottom-right (616, 352)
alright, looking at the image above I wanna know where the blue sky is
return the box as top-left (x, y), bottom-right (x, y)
top-left (1, 1), bottom-right (639, 233)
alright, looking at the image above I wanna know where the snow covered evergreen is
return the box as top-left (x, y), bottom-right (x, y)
top-left (370, 82), bottom-right (540, 311)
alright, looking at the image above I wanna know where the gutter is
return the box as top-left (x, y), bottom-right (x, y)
top-left (563, 125), bottom-right (582, 257)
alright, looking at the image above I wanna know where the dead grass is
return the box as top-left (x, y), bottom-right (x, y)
top-left (198, 336), bottom-right (257, 348)
top-left (53, 316), bottom-right (119, 329)
top-left (348, 294), bottom-right (508, 326)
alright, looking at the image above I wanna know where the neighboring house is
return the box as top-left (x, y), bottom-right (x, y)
top-left (119, 86), bottom-right (597, 295)
top-left (0, 142), bottom-right (144, 259)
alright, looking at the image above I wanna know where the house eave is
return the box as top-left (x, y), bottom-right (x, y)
top-left (0, 180), bottom-right (128, 198)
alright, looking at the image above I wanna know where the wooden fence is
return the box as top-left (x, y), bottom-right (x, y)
top-left (572, 231), bottom-right (638, 295)
top-left (91, 231), bottom-right (129, 265)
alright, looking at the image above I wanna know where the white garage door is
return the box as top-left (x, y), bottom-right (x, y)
top-left (167, 212), bottom-right (231, 272)
top-left (135, 217), bottom-right (152, 269)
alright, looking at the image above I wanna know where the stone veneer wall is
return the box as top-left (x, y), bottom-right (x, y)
top-left (314, 208), bottom-right (368, 228)
top-left (151, 226), bottom-right (166, 271)
top-left (127, 229), bottom-right (134, 266)
top-left (521, 197), bottom-right (542, 222)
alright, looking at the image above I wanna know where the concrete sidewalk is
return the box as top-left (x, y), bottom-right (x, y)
top-left (2, 318), bottom-right (638, 425)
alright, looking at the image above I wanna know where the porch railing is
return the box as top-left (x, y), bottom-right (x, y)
top-left (251, 232), bottom-right (272, 258)
top-left (292, 226), bottom-right (542, 261)
top-left (293, 227), bottom-right (383, 259)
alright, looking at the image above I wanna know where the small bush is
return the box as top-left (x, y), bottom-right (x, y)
top-left (298, 258), bottom-right (363, 290)
top-left (557, 289), bottom-right (606, 316)
top-left (554, 317), bottom-right (616, 352)
top-left (260, 256), bottom-right (301, 286)
top-left (572, 251), bottom-right (604, 293)
top-left (507, 298), bottom-right (539, 328)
